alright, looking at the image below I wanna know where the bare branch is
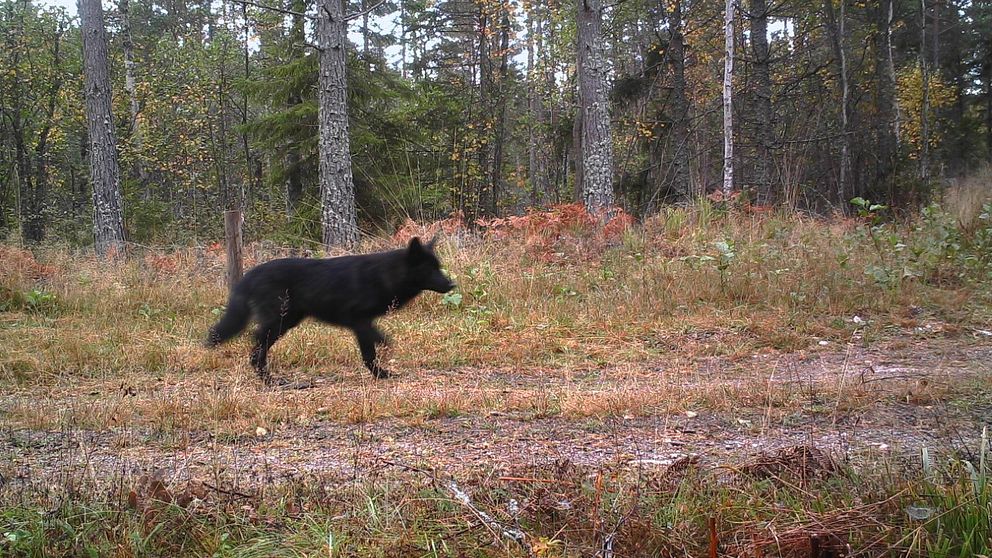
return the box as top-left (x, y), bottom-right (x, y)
top-left (379, 458), bottom-right (534, 555)
top-left (230, 0), bottom-right (315, 19)
top-left (344, 0), bottom-right (387, 22)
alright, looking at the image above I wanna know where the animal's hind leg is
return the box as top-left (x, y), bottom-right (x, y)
top-left (250, 314), bottom-right (302, 385)
top-left (353, 322), bottom-right (391, 379)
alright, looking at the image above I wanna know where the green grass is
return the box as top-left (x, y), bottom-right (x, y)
top-left (2, 438), bottom-right (990, 557)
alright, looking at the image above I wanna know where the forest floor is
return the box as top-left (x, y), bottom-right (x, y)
top-left (3, 334), bottom-right (989, 492)
top-left (3, 206), bottom-right (992, 555)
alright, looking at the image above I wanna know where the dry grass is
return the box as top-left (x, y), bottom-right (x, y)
top-left (1, 203), bottom-right (990, 434)
top-left (3, 203), bottom-right (992, 556)
top-left (944, 163), bottom-right (992, 229)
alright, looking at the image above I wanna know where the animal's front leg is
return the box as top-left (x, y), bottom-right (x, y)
top-left (353, 322), bottom-right (392, 379)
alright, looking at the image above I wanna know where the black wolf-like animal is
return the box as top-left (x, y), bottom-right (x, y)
top-left (206, 236), bottom-right (455, 384)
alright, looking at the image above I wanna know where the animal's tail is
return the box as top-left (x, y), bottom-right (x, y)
top-left (206, 290), bottom-right (251, 347)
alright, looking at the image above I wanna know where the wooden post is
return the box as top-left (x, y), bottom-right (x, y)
top-left (708, 516), bottom-right (718, 558)
top-left (224, 209), bottom-right (243, 290)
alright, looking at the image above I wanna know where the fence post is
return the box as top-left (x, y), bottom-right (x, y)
top-left (224, 209), bottom-right (243, 291)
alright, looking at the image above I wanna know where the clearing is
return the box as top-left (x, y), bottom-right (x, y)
top-left (4, 336), bottom-right (989, 493)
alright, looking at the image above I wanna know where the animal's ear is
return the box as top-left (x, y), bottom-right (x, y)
top-left (426, 233), bottom-right (440, 250)
top-left (407, 237), bottom-right (424, 259)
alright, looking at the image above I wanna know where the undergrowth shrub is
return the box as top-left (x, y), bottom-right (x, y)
top-left (1, 203), bottom-right (989, 384)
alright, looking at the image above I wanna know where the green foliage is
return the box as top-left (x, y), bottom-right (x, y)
top-left (850, 197), bottom-right (888, 223)
top-left (907, 431), bottom-right (992, 558)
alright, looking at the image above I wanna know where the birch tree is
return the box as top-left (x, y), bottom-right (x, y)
top-left (721, 0), bottom-right (735, 198)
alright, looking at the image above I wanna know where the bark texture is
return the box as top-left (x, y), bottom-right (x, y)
top-left (749, 0), bottom-right (773, 204)
top-left (79, 0), bottom-right (126, 257)
top-left (872, 0), bottom-right (899, 199)
top-left (823, 0), bottom-right (852, 208)
top-left (318, 0), bottom-right (359, 248)
top-left (576, 0), bottom-right (614, 214)
top-left (722, 0), bottom-right (735, 198)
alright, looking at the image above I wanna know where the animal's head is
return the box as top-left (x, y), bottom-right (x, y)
top-left (406, 236), bottom-right (455, 293)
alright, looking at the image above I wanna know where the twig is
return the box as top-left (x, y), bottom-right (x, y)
top-left (446, 480), bottom-right (529, 548)
top-left (201, 481), bottom-right (254, 500)
top-left (379, 458), bottom-right (534, 555)
top-left (498, 476), bottom-right (570, 484)
top-left (230, 0), bottom-right (313, 19)
top-left (344, 0), bottom-right (387, 21)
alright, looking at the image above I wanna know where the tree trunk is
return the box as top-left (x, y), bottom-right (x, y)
top-left (749, 0), bottom-right (774, 204)
top-left (722, 0), bottom-right (735, 199)
top-left (873, 0), bottom-right (899, 201)
top-left (576, 0), bottom-right (614, 214)
top-left (284, 0), bottom-right (305, 218)
top-left (987, 79), bottom-right (992, 161)
top-left (669, 0), bottom-right (691, 202)
top-left (213, 0), bottom-right (234, 211)
top-left (476, 5), bottom-right (491, 217)
top-left (931, 0), bottom-right (940, 67)
top-left (527, 8), bottom-right (540, 205)
top-left (119, 0), bottom-right (149, 194)
top-left (362, 0), bottom-right (370, 57)
top-left (887, 0), bottom-right (901, 149)
top-left (920, 0), bottom-right (931, 187)
top-left (240, 1), bottom-right (253, 210)
top-left (645, 0), bottom-right (692, 209)
top-left (475, 2), bottom-right (508, 218)
top-left (399, 0), bottom-right (407, 78)
top-left (823, 0), bottom-right (851, 209)
top-left (318, 0), bottom-right (359, 248)
top-left (487, 6), bottom-right (510, 216)
top-left (25, 22), bottom-right (66, 243)
top-left (79, 0), bottom-right (126, 257)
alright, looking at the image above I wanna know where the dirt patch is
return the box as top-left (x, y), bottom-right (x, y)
top-left (2, 338), bottom-right (990, 498)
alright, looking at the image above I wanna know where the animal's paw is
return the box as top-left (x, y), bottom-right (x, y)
top-left (259, 372), bottom-right (287, 388)
top-left (371, 367), bottom-right (393, 380)
top-left (204, 331), bottom-right (219, 348)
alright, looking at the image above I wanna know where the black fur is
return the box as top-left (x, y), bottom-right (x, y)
top-left (207, 237), bottom-right (454, 385)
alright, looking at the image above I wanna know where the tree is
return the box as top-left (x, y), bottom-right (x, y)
top-left (823, 0), bottom-right (852, 208)
top-left (284, 0), bottom-right (307, 218)
top-left (722, 0), bottom-right (735, 198)
top-left (118, 0), bottom-right (149, 192)
top-left (747, 0), bottom-right (773, 204)
top-left (317, 0), bottom-right (359, 248)
top-left (79, 0), bottom-right (126, 257)
top-left (476, 0), bottom-right (512, 217)
top-left (0, 4), bottom-right (71, 242)
top-left (576, 0), bottom-right (614, 214)
top-left (871, 0), bottom-right (899, 201)
top-left (919, 0), bottom-right (931, 187)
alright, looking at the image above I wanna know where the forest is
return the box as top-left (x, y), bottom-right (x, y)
top-left (2, 0), bottom-right (990, 248)
top-left (3, 0), bottom-right (992, 556)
